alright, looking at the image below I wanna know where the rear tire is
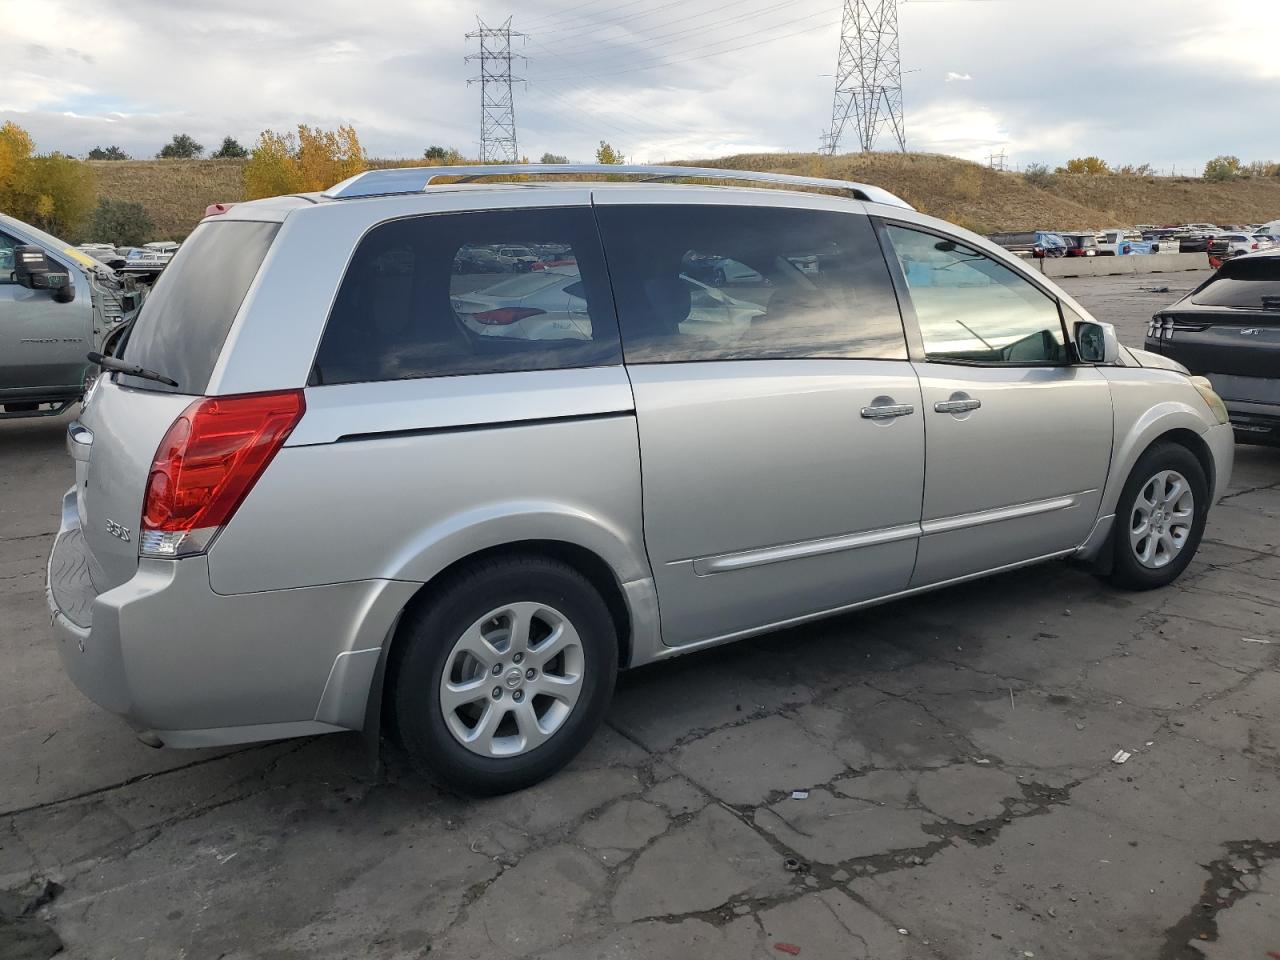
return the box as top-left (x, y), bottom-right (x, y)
top-left (1106, 442), bottom-right (1208, 591)
top-left (390, 555), bottom-right (618, 795)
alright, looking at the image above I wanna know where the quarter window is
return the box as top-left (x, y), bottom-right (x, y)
top-left (0, 233), bottom-right (16, 282)
top-left (884, 224), bottom-right (1069, 365)
top-left (595, 204), bottom-right (906, 362)
top-left (312, 208), bottom-right (620, 385)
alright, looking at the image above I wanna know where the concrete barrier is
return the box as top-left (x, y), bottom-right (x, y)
top-left (1040, 252), bottom-right (1210, 278)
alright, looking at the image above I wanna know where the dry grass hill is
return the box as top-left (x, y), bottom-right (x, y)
top-left (90, 152), bottom-right (1280, 241)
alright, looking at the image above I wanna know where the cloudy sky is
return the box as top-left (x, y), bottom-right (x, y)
top-left (2, 0), bottom-right (1277, 173)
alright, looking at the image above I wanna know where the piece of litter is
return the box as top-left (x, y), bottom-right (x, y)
top-left (1241, 637), bottom-right (1274, 645)
top-left (791, 790), bottom-right (809, 800)
top-left (774, 943), bottom-right (802, 956)
top-left (1025, 952), bottom-right (1036, 958)
top-left (1075, 722), bottom-right (1086, 731)
top-left (1145, 741), bottom-right (1154, 747)
top-left (897, 928), bottom-right (910, 936)
top-left (975, 758), bottom-right (991, 765)
top-left (1111, 750), bottom-right (1131, 764)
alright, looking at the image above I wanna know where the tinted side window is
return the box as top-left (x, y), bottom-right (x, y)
top-left (119, 220), bottom-right (279, 394)
top-left (595, 204), bottom-right (906, 362)
top-left (312, 207), bottom-right (620, 385)
top-left (885, 224), bottom-right (1068, 365)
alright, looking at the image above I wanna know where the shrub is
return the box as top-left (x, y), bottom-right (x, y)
top-left (84, 198), bottom-right (155, 246)
top-left (210, 137), bottom-right (249, 159)
top-left (1023, 162), bottom-right (1053, 188)
top-left (1203, 155), bottom-right (1243, 181)
top-left (87, 145), bottom-right (130, 160)
top-left (1057, 156), bottom-right (1110, 175)
top-left (424, 145), bottom-right (464, 164)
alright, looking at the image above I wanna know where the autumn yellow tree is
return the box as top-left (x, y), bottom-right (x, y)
top-left (0, 123), bottom-right (96, 237)
top-left (243, 124), bottom-right (367, 198)
top-left (0, 121), bottom-right (36, 208)
top-left (1057, 156), bottom-right (1110, 175)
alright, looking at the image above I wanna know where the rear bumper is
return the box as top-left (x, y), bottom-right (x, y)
top-left (1224, 398), bottom-right (1280, 445)
top-left (47, 487), bottom-right (418, 747)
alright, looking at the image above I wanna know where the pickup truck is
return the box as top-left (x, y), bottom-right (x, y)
top-left (1096, 230), bottom-right (1161, 256)
top-left (0, 213), bottom-right (143, 418)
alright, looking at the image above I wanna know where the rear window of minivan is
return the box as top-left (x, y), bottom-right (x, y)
top-left (117, 220), bottom-right (279, 394)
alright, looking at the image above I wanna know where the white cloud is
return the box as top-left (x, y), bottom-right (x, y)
top-left (1, 0), bottom-right (1277, 171)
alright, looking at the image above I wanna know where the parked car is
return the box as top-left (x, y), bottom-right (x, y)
top-left (1096, 230), bottom-right (1160, 256)
top-left (1146, 251), bottom-right (1279, 445)
top-left (1178, 233), bottom-right (1218, 254)
top-left (683, 254), bottom-right (766, 286)
top-left (1059, 232), bottom-right (1099, 257)
top-left (451, 267), bottom-right (765, 343)
top-left (48, 163), bottom-right (1234, 794)
top-left (1207, 234), bottom-right (1267, 261)
top-left (0, 213), bottom-right (142, 418)
top-left (493, 245), bottom-right (539, 272)
top-left (987, 231), bottom-right (1068, 259)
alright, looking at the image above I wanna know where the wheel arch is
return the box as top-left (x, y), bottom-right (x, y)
top-left (1098, 401), bottom-right (1216, 521)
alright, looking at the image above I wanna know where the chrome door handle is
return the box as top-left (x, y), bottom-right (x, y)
top-left (66, 421), bottom-right (93, 462)
top-left (860, 403), bottom-right (915, 419)
top-left (934, 399), bottom-right (981, 413)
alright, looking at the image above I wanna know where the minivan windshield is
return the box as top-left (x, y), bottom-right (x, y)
top-left (118, 220), bottom-right (279, 394)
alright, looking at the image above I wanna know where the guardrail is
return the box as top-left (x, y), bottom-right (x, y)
top-left (1038, 253), bottom-right (1210, 278)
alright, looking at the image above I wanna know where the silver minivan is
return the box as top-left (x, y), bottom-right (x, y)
top-left (48, 165), bottom-right (1235, 794)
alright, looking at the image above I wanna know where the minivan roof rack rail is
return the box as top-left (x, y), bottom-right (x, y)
top-left (322, 163), bottom-right (913, 209)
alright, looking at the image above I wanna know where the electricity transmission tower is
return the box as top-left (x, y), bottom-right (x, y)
top-left (466, 17), bottom-right (525, 162)
top-left (822, 0), bottom-right (906, 155)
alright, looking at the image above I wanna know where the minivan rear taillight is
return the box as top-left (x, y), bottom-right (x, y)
top-left (140, 390), bottom-right (305, 557)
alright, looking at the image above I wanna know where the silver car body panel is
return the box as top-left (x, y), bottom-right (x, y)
top-left (46, 180), bottom-right (1234, 748)
top-left (626, 359), bottom-right (923, 647)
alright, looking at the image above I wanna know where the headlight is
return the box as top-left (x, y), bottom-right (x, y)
top-left (1190, 375), bottom-right (1229, 425)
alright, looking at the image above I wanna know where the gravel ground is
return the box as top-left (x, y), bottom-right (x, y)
top-left (2, 267), bottom-right (1277, 960)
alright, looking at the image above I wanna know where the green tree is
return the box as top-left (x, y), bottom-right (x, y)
top-left (424, 145), bottom-right (463, 163)
top-left (87, 145), bottom-right (130, 160)
top-left (210, 136), bottom-right (249, 159)
top-left (1057, 156), bottom-right (1110, 175)
top-left (83, 198), bottom-right (155, 246)
top-left (540, 152), bottom-right (568, 164)
top-left (595, 141), bottom-right (624, 164)
top-left (1204, 155), bottom-right (1243, 181)
top-left (157, 133), bottom-right (204, 159)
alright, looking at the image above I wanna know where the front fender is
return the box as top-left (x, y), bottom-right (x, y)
top-left (1099, 391), bottom-right (1217, 523)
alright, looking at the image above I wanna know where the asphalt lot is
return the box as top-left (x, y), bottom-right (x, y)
top-left (2, 267), bottom-right (1278, 959)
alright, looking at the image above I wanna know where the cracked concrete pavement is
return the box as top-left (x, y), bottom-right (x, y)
top-left (2, 271), bottom-right (1278, 959)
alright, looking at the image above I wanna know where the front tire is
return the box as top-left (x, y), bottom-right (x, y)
top-left (390, 555), bottom-right (618, 795)
top-left (1106, 442), bottom-right (1208, 590)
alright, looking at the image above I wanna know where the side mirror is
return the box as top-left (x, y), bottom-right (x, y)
top-left (1074, 320), bottom-right (1119, 364)
top-left (13, 245), bottom-right (75, 302)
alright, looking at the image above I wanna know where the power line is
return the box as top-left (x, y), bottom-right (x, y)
top-left (534, 12), bottom-right (841, 83)
top-left (466, 17), bottom-right (525, 163)
top-left (538, 0), bottom-right (827, 61)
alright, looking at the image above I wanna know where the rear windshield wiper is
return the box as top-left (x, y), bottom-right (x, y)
top-left (87, 351), bottom-right (179, 388)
